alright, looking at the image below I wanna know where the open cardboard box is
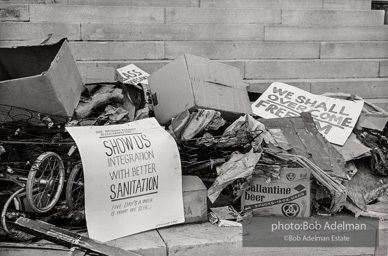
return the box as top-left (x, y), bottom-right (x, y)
top-left (148, 54), bottom-right (252, 124)
top-left (0, 37), bottom-right (84, 123)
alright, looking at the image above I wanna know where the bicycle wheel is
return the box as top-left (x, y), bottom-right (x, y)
top-left (65, 162), bottom-right (84, 210)
top-left (1, 187), bottom-right (24, 234)
top-left (26, 152), bottom-right (65, 214)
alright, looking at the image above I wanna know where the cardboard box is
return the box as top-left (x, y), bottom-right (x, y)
top-left (182, 175), bottom-right (207, 223)
top-left (0, 38), bottom-right (84, 122)
top-left (242, 168), bottom-right (311, 218)
top-left (148, 54), bottom-right (252, 123)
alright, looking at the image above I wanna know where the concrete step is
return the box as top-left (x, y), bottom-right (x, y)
top-left (380, 60), bottom-right (388, 77)
top-left (0, 0), bottom-right (198, 6)
top-left (0, 0), bottom-right (372, 9)
top-left (0, 22), bottom-right (80, 41)
top-left (67, 0), bottom-right (199, 7)
top-left (157, 222), bottom-right (376, 256)
top-left (244, 59), bottom-right (380, 79)
top-left (281, 10), bottom-right (384, 26)
top-left (0, 0), bottom-right (67, 4)
top-left (321, 41), bottom-right (388, 59)
top-left (323, 0), bottom-right (372, 10)
top-left (201, 0), bottom-right (336, 9)
top-left (246, 78), bottom-right (388, 99)
top-left (29, 4), bottom-right (164, 23)
top-left (81, 23), bottom-right (264, 41)
top-left (247, 78), bottom-right (388, 112)
top-left (2, 221), bottom-right (385, 256)
top-left (76, 60), bottom-right (245, 81)
top-left (69, 41), bottom-right (164, 60)
top-left (165, 41), bottom-right (319, 59)
top-left (201, 0), bottom-right (371, 10)
top-left (0, 4), bottom-right (29, 21)
top-left (26, 5), bottom-right (381, 25)
top-left (265, 26), bottom-right (388, 41)
top-left (166, 8), bottom-right (281, 24)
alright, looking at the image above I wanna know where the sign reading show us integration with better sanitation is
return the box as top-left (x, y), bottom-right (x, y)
top-left (252, 82), bottom-right (364, 146)
top-left (66, 118), bottom-right (184, 242)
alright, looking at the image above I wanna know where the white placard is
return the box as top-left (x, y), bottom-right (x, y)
top-left (66, 118), bottom-right (184, 242)
top-left (117, 64), bottom-right (149, 85)
top-left (252, 82), bottom-right (364, 146)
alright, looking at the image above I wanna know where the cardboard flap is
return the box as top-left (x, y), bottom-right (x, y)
top-left (183, 176), bottom-right (206, 192)
top-left (184, 54), bottom-right (247, 89)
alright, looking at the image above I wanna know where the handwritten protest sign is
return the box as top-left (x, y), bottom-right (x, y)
top-left (252, 82), bottom-right (364, 146)
top-left (66, 118), bottom-right (184, 242)
top-left (117, 64), bottom-right (149, 85)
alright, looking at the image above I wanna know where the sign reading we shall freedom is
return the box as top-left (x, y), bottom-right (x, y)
top-left (66, 118), bottom-right (184, 242)
top-left (252, 83), bottom-right (364, 146)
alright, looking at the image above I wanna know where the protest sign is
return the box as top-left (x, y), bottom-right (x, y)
top-left (252, 82), bottom-right (364, 146)
top-left (117, 64), bottom-right (149, 85)
top-left (66, 118), bottom-right (184, 242)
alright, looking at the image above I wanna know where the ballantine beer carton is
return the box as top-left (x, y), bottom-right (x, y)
top-left (242, 168), bottom-right (311, 217)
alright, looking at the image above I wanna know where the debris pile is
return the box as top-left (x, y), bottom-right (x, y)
top-left (1, 40), bottom-right (387, 251)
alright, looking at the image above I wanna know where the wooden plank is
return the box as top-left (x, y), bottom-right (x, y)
top-left (166, 8), bottom-right (281, 24)
top-left (69, 41), bottom-right (164, 60)
top-left (81, 23), bottom-right (264, 41)
top-left (13, 217), bottom-right (141, 256)
top-left (282, 10), bottom-right (384, 27)
top-left (0, 22), bottom-right (80, 40)
top-left (265, 26), bottom-right (388, 41)
top-left (244, 60), bottom-right (380, 79)
top-left (68, 0), bottom-right (199, 7)
top-left (165, 41), bottom-right (319, 59)
top-left (321, 41), bottom-right (388, 59)
top-left (30, 5), bottom-right (164, 23)
top-left (0, 4), bottom-right (29, 21)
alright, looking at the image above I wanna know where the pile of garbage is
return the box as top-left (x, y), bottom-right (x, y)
top-left (1, 38), bottom-right (388, 248)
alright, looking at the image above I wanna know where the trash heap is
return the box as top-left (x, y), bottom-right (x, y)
top-left (0, 38), bottom-right (387, 247)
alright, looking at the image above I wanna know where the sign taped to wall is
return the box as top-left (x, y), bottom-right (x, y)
top-left (66, 118), bottom-right (184, 242)
top-left (252, 82), bottom-right (364, 145)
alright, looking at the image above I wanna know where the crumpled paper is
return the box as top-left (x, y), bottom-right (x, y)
top-left (207, 149), bottom-right (262, 203)
top-left (197, 114), bottom-right (266, 149)
top-left (168, 109), bottom-right (225, 142)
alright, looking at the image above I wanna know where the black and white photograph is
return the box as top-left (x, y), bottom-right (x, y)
top-left (0, 0), bottom-right (387, 255)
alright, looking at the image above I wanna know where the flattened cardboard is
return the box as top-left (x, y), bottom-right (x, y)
top-left (0, 37), bottom-right (84, 121)
top-left (182, 175), bottom-right (207, 223)
top-left (148, 54), bottom-right (252, 123)
top-left (260, 113), bottom-right (348, 179)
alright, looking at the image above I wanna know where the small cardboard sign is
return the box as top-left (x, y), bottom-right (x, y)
top-left (66, 118), bottom-right (184, 242)
top-left (117, 64), bottom-right (149, 85)
top-left (252, 82), bottom-right (364, 146)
